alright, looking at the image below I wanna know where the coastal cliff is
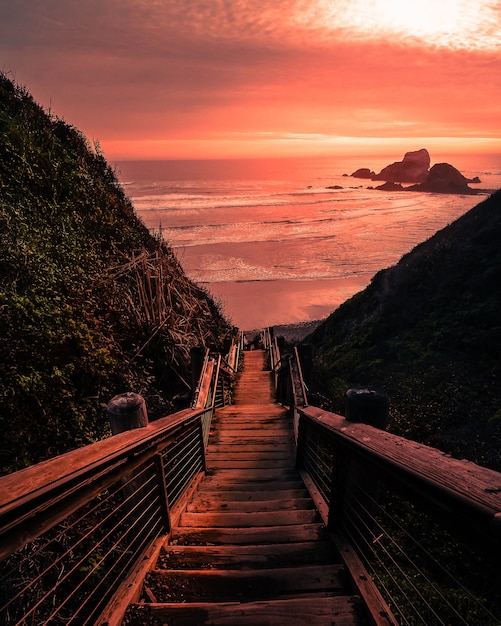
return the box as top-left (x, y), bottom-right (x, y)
top-left (307, 190), bottom-right (501, 470)
top-left (0, 74), bottom-right (233, 473)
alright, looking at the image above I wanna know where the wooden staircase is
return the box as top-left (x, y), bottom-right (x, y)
top-left (123, 350), bottom-right (368, 625)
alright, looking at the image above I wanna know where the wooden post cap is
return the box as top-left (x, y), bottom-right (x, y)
top-left (345, 387), bottom-right (389, 429)
top-left (107, 392), bottom-right (148, 434)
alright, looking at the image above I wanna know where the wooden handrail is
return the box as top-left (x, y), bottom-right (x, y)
top-left (193, 357), bottom-right (216, 409)
top-left (299, 405), bottom-right (501, 542)
top-left (0, 339), bottom-right (243, 624)
top-left (271, 334), bottom-right (501, 537)
top-left (0, 407), bottom-right (201, 561)
top-left (281, 340), bottom-right (501, 622)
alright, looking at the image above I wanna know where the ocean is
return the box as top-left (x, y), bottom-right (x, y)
top-left (115, 154), bottom-right (501, 330)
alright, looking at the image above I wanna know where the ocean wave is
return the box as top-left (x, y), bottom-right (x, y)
top-left (131, 189), bottom-right (346, 212)
top-left (185, 260), bottom-right (369, 283)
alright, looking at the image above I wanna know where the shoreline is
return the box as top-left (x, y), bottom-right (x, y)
top-left (244, 319), bottom-right (325, 343)
top-left (203, 274), bottom-right (373, 330)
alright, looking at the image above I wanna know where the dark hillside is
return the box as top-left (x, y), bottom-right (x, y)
top-left (308, 190), bottom-right (501, 470)
top-left (0, 73), bottom-right (233, 473)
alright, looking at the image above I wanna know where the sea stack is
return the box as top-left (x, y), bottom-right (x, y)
top-left (408, 163), bottom-right (477, 194)
top-left (372, 148), bottom-right (430, 183)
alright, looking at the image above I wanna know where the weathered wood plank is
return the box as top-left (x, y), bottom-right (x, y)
top-left (202, 468), bottom-right (300, 482)
top-left (214, 422), bottom-right (292, 432)
top-left (212, 427), bottom-right (292, 436)
top-left (207, 443), bottom-right (296, 455)
top-left (199, 479), bottom-right (306, 492)
top-left (170, 523), bottom-right (329, 545)
top-left (145, 564), bottom-right (346, 602)
top-left (125, 597), bottom-right (361, 626)
top-left (206, 459), bottom-right (296, 470)
top-left (208, 441), bottom-right (293, 450)
top-left (213, 430), bottom-right (294, 446)
top-left (192, 488), bottom-right (309, 501)
top-left (302, 406), bottom-right (501, 514)
top-left (186, 497), bottom-right (314, 513)
top-left (215, 412), bottom-right (289, 419)
top-left (214, 409), bottom-right (288, 419)
top-left (160, 541), bottom-right (339, 569)
top-left (179, 509), bottom-right (319, 528)
top-left (206, 450), bottom-right (296, 461)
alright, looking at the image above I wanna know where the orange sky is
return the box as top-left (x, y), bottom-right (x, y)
top-left (1, 0), bottom-right (500, 160)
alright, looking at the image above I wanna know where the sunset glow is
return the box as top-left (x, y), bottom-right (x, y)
top-left (1, 0), bottom-right (500, 160)
top-left (310, 0), bottom-right (500, 49)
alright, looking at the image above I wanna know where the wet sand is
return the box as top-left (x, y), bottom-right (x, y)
top-left (204, 274), bottom-right (373, 330)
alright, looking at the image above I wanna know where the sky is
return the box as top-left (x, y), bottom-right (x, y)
top-left (1, 0), bottom-right (501, 160)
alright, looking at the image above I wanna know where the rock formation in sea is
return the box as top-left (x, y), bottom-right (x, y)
top-left (372, 181), bottom-right (405, 191)
top-left (349, 149), bottom-right (487, 194)
top-left (407, 163), bottom-right (477, 194)
top-left (372, 148), bottom-right (430, 183)
top-left (350, 167), bottom-right (375, 179)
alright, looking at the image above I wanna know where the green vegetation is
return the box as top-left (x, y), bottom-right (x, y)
top-left (307, 190), bottom-right (501, 470)
top-left (0, 73), bottom-right (233, 474)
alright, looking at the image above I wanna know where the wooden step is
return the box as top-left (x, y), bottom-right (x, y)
top-left (159, 541), bottom-right (340, 570)
top-left (206, 449), bottom-right (296, 461)
top-left (170, 523), bottom-right (329, 545)
top-left (202, 468), bottom-right (300, 483)
top-left (191, 488), bottom-right (309, 501)
top-left (179, 509), bottom-right (320, 528)
top-left (213, 410), bottom-right (288, 420)
top-left (211, 433), bottom-right (295, 443)
top-left (214, 424), bottom-right (289, 432)
top-left (206, 458), bottom-right (297, 468)
top-left (213, 410), bottom-right (289, 418)
top-left (144, 564), bottom-right (347, 602)
top-left (208, 442), bottom-right (294, 451)
top-left (214, 406), bottom-right (286, 417)
top-left (186, 496), bottom-right (314, 513)
top-left (198, 479), bottom-right (306, 492)
top-left (124, 596), bottom-right (363, 626)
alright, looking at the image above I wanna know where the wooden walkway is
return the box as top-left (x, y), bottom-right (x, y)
top-left (124, 350), bottom-right (367, 625)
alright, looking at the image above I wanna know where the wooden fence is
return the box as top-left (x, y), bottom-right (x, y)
top-left (269, 331), bottom-right (501, 624)
top-left (0, 336), bottom-right (243, 625)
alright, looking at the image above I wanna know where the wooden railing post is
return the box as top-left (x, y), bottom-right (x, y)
top-left (190, 346), bottom-right (206, 403)
top-left (345, 386), bottom-right (389, 429)
top-left (295, 343), bottom-right (313, 391)
top-left (343, 387), bottom-right (390, 537)
top-left (107, 393), bottom-right (170, 534)
top-left (107, 392), bottom-right (148, 433)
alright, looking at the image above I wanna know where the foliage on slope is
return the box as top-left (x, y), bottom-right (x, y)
top-left (307, 190), bottom-right (501, 470)
top-left (0, 73), bottom-right (233, 473)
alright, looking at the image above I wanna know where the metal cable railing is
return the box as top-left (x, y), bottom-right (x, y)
top-left (162, 420), bottom-right (205, 508)
top-left (342, 482), bottom-right (500, 625)
top-left (0, 457), bottom-right (167, 625)
top-left (0, 336), bottom-right (242, 625)
top-left (262, 331), bottom-right (501, 625)
top-left (295, 409), bottom-right (501, 626)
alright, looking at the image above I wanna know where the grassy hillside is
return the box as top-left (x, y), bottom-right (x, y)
top-left (307, 190), bottom-right (501, 471)
top-left (0, 73), bottom-right (233, 474)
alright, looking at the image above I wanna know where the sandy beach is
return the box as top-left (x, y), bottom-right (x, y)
top-left (204, 274), bottom-right (374, 330)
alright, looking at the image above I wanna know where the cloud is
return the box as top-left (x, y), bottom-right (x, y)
top-left (294, 0), bottom-right (501, 51)
top-left (1, 0), bottom-right (500, 157)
